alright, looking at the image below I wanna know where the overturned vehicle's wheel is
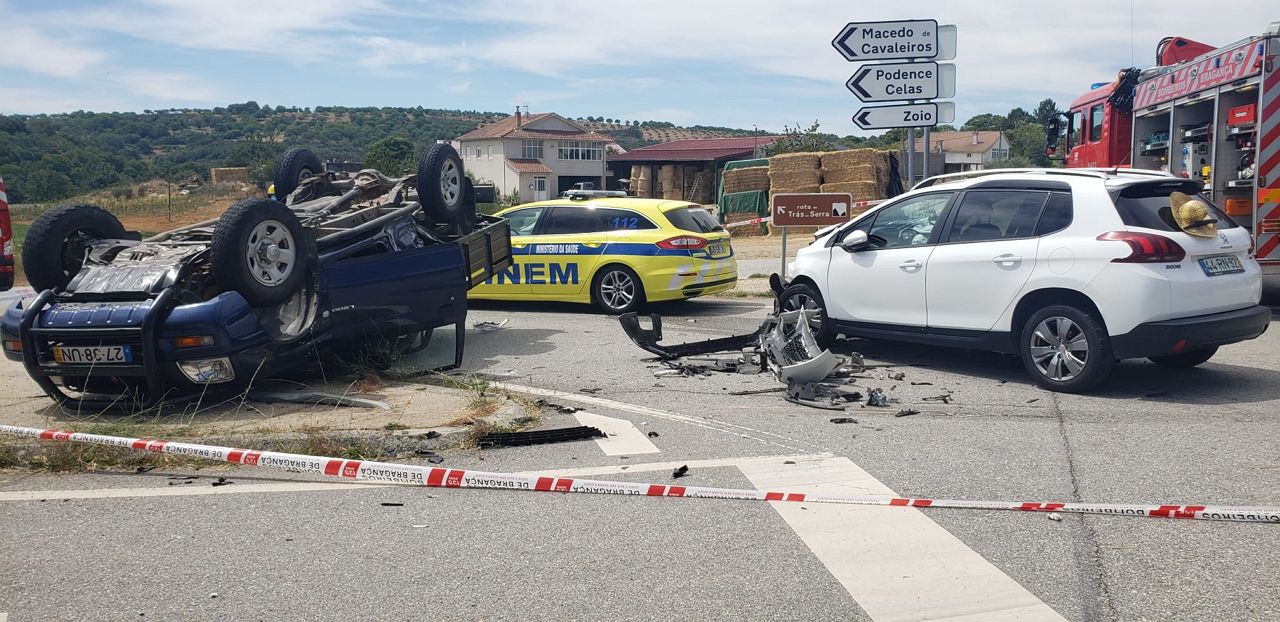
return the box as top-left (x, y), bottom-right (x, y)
top-left (211, 198), bottom-right (309, 307)
top-left (417, 144), bottom-right (465, 226)
top-left (23, 204), bottom-right (126, 291)
top-left (273, 148), bottom-right (323, 200)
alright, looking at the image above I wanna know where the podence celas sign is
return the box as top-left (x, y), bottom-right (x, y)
top-left (846, 61), bottom-right (956, 102)
top-left (772, 193), bottom-right (855, 227)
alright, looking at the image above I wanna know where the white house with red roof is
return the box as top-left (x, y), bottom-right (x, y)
top-left (456, 111), bottom-right (613, 202)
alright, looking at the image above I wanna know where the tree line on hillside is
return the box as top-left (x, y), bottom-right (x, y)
top-left (768, 98), bottom-right (1062, 168)
top-left (0, 99), bottom-right (1062, 204)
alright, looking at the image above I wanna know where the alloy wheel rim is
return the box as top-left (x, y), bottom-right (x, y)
top-left (440, 159), bottom-right (460, 205)
top-left (245, 219), bottom-right (296, 287)
top-left (1029, 316), bottom-right (1089, 381)
top-left (600, 271), bottom-right (635, 310)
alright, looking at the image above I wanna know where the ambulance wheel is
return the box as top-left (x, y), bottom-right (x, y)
top-left (592, 265), bottom-right (645, 314)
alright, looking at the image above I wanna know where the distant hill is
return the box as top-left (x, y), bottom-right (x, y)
top-left (0, 103), bottom-right (756, 203)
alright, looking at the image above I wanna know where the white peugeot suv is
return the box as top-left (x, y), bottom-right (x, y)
top-left (782, 168), bottom-right (1271, 392)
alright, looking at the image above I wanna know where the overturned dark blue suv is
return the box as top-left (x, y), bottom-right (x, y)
top-left (2, 146), bottom-right (511, 410)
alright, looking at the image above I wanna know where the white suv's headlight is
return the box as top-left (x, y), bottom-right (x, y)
top-left (177, 357), bottom-right (236, 384)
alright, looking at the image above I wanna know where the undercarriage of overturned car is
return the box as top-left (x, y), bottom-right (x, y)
top-left (2, 145), bottom-right (512, 410)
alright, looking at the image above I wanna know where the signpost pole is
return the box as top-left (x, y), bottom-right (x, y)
top-left (780, 227), bottom-right (788, 280)
top-left (906, 128), bottom-right (915, 188)
top-left (922, 126), bottom-right (930, 180)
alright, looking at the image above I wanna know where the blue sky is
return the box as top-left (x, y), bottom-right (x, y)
top-left (0, 0), bottom-right (1273, 135)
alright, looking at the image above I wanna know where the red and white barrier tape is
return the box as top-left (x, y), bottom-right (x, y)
top-left (4, 424), bottom-right (1277, 523)
top-left (721, 199), bottom-right (885, 230)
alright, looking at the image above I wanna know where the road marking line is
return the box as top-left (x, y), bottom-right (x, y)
top-left (519, 453), bottom-right (831, 478)
top-left (573, 411), bottom-right (660, 455)
top-left (491, 381), bottom-right (817, 451)
top-left (0, 481), bottom-right (383, 502)
top-left (738, 457), bottom-right (1065, 622)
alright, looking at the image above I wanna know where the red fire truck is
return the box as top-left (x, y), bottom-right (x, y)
top-left (1051, 22), bottom-right (1280, 275)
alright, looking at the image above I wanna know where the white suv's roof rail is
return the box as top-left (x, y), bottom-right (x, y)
top-left (914, 168), bottom-right (1110, 189)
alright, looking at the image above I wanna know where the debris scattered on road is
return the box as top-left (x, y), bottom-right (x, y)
top-left (829, 417), bottom-right (858, 424)
top-left (1047, 512), bottom-right (1063, 522)
top-left (477, 426), bottom-right (604, 448)
top-left (249, 391), bottom-right (391, 410)
top-left (211, 477), bottom-right (234, 487)
top-left (922, 393), bottom-right (953, 404)
top-left (579, 387), bottom-right (603, 394)
top-left (1027, 398), bottom-right (1040, 404)
top-left (415, 450), bottom-right (445, 464)
top-left (473, 319), bottom-right (509, 332)
top-left (866, 388), bottom-right (889, 407)
top-left (729, 387), bottom-right (787, 396)
top-left (380, 502), bottom-right (405, 507)
top-left (895, 409), bottom-right (921, 418)
top-left (167, 480), bottom-right (193, 486)
top-left (888, 371), bottom-right (906, 381)
top-left (672, 465), bottom-right (689, 478)
top-left (783, 460), bottom-right (796, 464)
top-left (209, 593), bottom-right (218, 599)
top-left (647, 431), bottom-right (660, 438)
top-left (910, 381), bottom-right (933, 386)
top-left (555, 405), bottom-right (579, 414)
top-left (787, 382), bottom-right (862, 410)
top-left (423, 431), bottom-right (442, 439)
top-left (654, 368), bottom-right (689, 378)
top-left (135, 465), bottom-right (156, 474)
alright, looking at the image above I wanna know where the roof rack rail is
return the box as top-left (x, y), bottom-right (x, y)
top-left (1074, 167), bottom-right (1175, 178)
top-left (915, 168), bottom-right (1108, 189)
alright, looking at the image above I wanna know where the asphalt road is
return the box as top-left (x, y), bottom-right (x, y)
top-left (4, 295), bottom-right (1280, 621)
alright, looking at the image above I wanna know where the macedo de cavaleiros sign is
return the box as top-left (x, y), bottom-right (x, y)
top-left (831, 19), bottom-right (940, 61)
top-left (772, 193), bottom-right (855, 227)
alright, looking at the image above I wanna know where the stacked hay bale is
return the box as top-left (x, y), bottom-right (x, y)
top-left (659, 164), bottom-right (678, 200)
top-left (766, 152), bottom-right (823, 236)
top-left (819, 149), bottom-right (891, 219)
top-left (722, 166), bottom-right (770, 195)
top-left (633, 164), bottom-right (652, 198)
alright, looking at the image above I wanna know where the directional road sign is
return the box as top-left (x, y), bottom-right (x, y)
top-left (852, 102), bottom-right (956, 130)
top-left (832, 20), bottom-right (957, 62)
top-left (772, 193), bottom-right (855, 227)
top-left (846, 61), bottom-right (956, 102)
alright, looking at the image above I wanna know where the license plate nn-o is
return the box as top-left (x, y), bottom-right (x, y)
top-left (52, 345), bottom-right (134, 364)
top-left (1198, 255), bottom-right (1244, 277)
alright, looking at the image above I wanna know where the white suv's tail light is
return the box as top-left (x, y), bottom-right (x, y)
top-left (1096, 231), bottom-right (1186, 263)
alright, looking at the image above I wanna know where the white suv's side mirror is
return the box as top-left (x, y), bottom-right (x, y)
top-left (839, 229), bottom-right (870, 252)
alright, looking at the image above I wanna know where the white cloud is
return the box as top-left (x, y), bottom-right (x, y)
top-left (64, 0), bottom-right (388, 59)
top-left (111, 71), bottom-right (227, 103)
top-left (0, 25), bottom-right (105, 78)
top-left (0, 87), bottom-right (129, 114)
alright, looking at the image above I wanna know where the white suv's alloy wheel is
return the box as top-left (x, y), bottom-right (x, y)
top-left (1028, 316), bottom-right (1089, 381)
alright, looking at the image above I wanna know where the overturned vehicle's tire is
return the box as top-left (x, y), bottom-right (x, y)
top-left (23, 204), bottom-right (127, 291)
top-left (417, 144), bottom-right (466, 226)
top-left (211, 198), bottom-right (309, 307)
top-left (273, 148), bottom-right (323, 200)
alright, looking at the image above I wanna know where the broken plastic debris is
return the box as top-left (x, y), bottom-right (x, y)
top-left (672, 465), bottom-right (689, 479)
top-left (380, 502), bottom-right (405, 507)
top-left (646, 431), bottom-right (660, 438)
top-left (473, 319), bottom-right (509, 332)
top-left (210, 477), bottom-right (234, 487)
top-left (894, 409), bottom-right (921, 418)
top-left (866, 388), bottom-right (889, 407)
top-left (829, 417), bottom-right (858, 424)
top-left (415, 450), bottom-right (445, 464)
top-left (1047, 512), bottom-right (1063, 522)
top-left (888, 371), bottom-right (906, 381)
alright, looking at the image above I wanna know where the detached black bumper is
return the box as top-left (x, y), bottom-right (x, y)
top-left (1111, 305), bottom-right (1273, 359)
